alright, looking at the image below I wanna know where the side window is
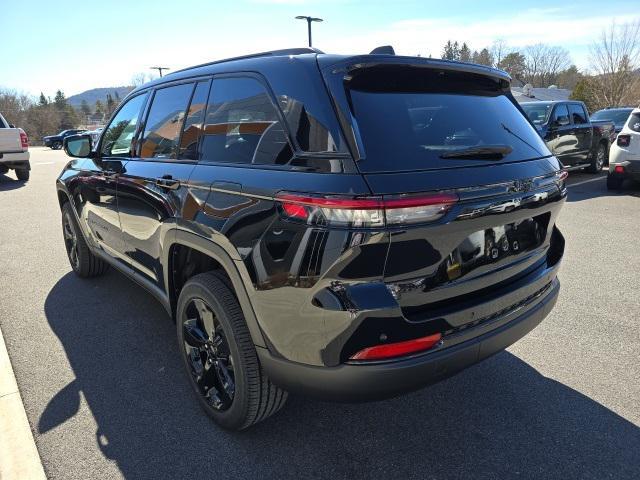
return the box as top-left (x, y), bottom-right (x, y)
top-left (101, 93), bottom-right (148, 157)
top-left (552, 104), bottom-right (570, 125)
top-left (140, 83), bottom-right (194, 159)
top-left (569, 104), bottom-right (587, 125)
top-left (179, 80), bottom-right (211, 160)
top-left (629, 113), bottom-right (640, 133)
top-left (201, 77), bottom-right (292, 165)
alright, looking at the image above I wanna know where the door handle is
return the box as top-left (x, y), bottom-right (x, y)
top-left (155, 176), bottom-right (181, 190)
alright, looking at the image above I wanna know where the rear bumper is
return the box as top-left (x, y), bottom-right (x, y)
top-left (258, 278), bottom-right (559, 402)
top-left (0, 152), bottom-right (30, 169)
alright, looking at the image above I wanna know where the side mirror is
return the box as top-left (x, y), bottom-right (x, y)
top-left (64, 134), bottom-right (93, 158)
top-left (9, 123), bottom-right (15, 128)
top-left (556, 116), bottom-right (570, 127)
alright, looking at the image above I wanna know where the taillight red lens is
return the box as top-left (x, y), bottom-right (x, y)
top-left (614, 165), bottom-right (625, 174)
top-left (19, 130), bottom-right (28, 149)
top-left (617, 134), bottom-right (631, 147)
top-left (276, 192), bottom-right (458, 228)
top-left (349, 333), bottom-right (442, 361)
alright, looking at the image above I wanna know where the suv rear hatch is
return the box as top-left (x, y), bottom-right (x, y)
top-left (320, 56), bottom-right (565, 325)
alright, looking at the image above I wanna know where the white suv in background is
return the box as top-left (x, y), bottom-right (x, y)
top-left (0, 112), bottom-right (30, 181)
top-left (608, 107), bottom-right (640, 190)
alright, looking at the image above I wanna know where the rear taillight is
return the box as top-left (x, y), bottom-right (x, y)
top-left (349, 333), bottom-right (442, 361)
top-left (276, 192), bottom-right (458, 228)
top-left (617, 134), bottom-right (631, 147)
top-left (614, 165), bottom-right (625, 174)
top-left (19, 129), bottom-right (28, 149)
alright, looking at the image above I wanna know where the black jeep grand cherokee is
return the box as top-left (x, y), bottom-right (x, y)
top-left (57, 48), bottom-right (566, 430)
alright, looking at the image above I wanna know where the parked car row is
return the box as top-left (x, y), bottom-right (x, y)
top-left (43, 129), bottom-right (87, 149)
top-left (520, 101), bottom-right (614, 173)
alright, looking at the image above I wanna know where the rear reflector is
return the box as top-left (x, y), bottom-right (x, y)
top-left (617, 134), bottom-right (631, 147)
top-left (349, 333), bottom-right (442, 361)
top-left (614, 165), bottom-right (625, 174)
top-left (276, 192), bottom-right (458, 228)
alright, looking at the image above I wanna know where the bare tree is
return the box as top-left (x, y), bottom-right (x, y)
top-left (523, 44), bottom-right (572, 87)
top-left (130, 72), bottom-right (157, 87)
top-left (490, 38), bottom-right (511, 67)
top-left (589, 21), bottom-right (640, 108)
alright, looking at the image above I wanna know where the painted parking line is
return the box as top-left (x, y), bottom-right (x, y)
top-left (33, 162), bottom-right (55, 165)
top-left (566, 176), bottom-right (606, 188)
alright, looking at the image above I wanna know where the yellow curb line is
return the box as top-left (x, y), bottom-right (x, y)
top-left (0, 327), bottom-right (47, 480)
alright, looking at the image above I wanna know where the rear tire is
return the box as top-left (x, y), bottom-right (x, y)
top-left (606, 174), bottom-right (624, 191)
top-left (15, 168), bottom-right (29, 181)
top-left (587, 144), bottom-right (606, 173)
top-left (61, 202), bottom-right (109, 277)
top-left (176, 271), bottom-right (287, 430)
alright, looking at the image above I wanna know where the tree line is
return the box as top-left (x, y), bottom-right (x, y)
top-left (1, 22), bottom-right (638, 144)
top-left (0, 88), bottom-right (125, 145)
top-left (439, 21), bottom-right (640, 112)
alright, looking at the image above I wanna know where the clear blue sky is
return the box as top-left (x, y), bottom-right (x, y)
top-left (2, 0), bottom-right (636, 98)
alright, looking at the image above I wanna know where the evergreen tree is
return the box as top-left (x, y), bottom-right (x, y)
top-left (38, 92), bottom-right (48, 106)
top-left (473, 48), bottom-right (494, 66)
top-left (106, 93), bottom-right (116, 117)
top-left (94, 100), bottom-right (104, 115)
top-left (442, 40), bottom-right (461, 61)
top-left (570, 79), bottom-right (596, 112)
top-left (80, 99), bottom-right (91, 117)
top-left (498, 52), bottom-right (526, 82)
top-left (54, 90), bottom-right (67, 110)
top-left (459, 43), bottom-right (472, 62)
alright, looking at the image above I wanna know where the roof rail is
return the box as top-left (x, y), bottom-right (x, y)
top-left (169, 47), bottom-right (324, 75)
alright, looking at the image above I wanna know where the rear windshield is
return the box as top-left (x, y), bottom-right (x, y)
top-left (591, 109), bottom-right (632, 125)
top-left (348, 69), bottom-right (550, 172)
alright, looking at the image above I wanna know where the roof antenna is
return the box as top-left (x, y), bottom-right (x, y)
top-left (369, 45), bottom-right (395, 55)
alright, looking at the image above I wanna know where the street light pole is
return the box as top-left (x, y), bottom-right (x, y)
top-left (150, 66), bottom-right (170, 77)
top-left (295, 16), bottom-right (323, 47)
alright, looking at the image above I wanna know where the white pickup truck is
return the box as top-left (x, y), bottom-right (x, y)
top-left (0, 112), bottom-right (30, 181)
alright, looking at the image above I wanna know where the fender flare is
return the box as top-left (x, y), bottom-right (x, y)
top-left (166, 229), bottom-right (266, 348)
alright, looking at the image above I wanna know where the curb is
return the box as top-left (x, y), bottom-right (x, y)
top-left (0, 326), bottom-right (47, 480)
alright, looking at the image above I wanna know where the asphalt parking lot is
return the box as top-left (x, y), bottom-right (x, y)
top-left (1, 147), bottom-right (639, 479)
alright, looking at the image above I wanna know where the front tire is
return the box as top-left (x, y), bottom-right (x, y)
top-left (587, 144), bottom-right (606, 173)
top-left (177, 271), bottom-right (287, 430)
top-left (52, 141), bottom-right (62, 150)
top-left (61, 202), bottom-right (109, 277)
top-left (15, 168), bottom-right (29, 181)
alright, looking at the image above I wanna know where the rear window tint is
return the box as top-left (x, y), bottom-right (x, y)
top-left (628, 113), bottom-right (640, 133)
top-left (350, 90), bottom-right (549, 172)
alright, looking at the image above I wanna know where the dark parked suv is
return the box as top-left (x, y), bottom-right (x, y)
top-left (57, 48), bottom-right (566, 430)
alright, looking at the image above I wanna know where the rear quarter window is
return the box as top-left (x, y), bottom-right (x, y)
top-left (628, 113), bottom-right (640, 133)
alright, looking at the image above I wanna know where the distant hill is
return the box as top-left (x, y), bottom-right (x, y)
top-left (67, 86), bottom-right (133, 107)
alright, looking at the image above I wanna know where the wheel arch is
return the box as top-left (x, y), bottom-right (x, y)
top-left (166, 230), bottom-right (266, 348)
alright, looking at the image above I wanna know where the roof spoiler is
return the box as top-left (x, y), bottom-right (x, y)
top-left (369, 45), bottom-right (395, 55)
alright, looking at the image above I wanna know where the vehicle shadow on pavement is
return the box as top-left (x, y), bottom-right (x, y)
top-left (43, 271), bottom-right (640, 480)
top-left (0, 173), bottom-right (26, 191)
top-left (565, 171), bottom-right (640, 203)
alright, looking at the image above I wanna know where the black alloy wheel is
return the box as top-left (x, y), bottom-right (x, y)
top-left (176, 272), bottom-right (287, 430)
top-left (182, 297), bottom-right (236, 411)
top-left (63, 208), bottom-right (80, 271)
top-left (61, 202), bottom-right (109, 277)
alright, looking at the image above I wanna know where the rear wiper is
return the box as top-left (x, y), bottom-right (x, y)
top-left (439, 144), bottom-right (513, 159)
